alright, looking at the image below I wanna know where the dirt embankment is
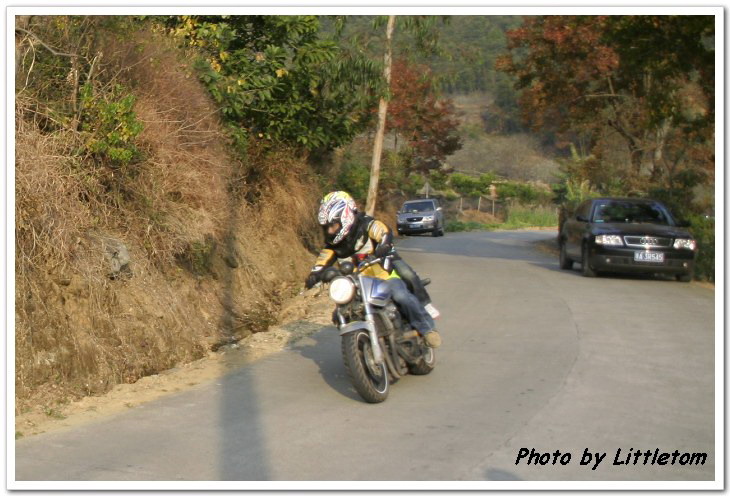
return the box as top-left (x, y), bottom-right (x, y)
top-left (15, 28), bottom-right (323, 422)
top-left (16, 288), bottom-right (334, 439)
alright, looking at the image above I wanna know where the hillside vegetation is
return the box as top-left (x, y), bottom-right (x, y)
top-left (15, 18), bottom-right (323, 411)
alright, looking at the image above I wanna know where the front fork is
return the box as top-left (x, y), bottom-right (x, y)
top-left (358, 275), bottom-right (385, 366)
top-left (364, 313), bottom-right (385, 365)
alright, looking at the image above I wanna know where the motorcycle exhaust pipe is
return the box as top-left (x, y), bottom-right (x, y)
top-left (382, 336), bottom-right (402, 380)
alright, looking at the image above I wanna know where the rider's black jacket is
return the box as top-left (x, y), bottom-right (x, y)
top-left (312, 212), bottom-right (396, 273)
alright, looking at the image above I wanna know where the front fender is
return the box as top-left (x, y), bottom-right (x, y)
top-left (339, 320), bottom-right (374, 336)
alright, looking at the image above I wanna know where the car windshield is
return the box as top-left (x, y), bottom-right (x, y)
top-left (593, 201), bottom-right (673, 225)
top-left (402, 201), bottom-right (435, 213)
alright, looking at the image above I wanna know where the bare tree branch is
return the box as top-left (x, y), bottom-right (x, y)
top-left (15, 27), bottom-right (77, 59)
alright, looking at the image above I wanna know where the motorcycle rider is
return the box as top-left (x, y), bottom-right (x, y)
top-left (305, 191), bottom-right (441, 348)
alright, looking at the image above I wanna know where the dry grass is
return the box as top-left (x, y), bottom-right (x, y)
top-left (457, 209), bottom-right (502, 225)
top-left (15, 27), bottom-right (323, 413)
top-left (15, 116), bottom-right (216, 408)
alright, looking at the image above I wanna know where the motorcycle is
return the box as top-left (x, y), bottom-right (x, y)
top-left (320, 254), bottom-right (436, 403)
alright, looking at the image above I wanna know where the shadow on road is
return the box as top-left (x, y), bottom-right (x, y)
top-left (484, 468), bottom-right (523, 481)
top-left (289, 327), bottom-right (366, 403)
top-left (530, 259), bottom-right (693, 283)
top-left (218, 367), bottom-right (270, 480)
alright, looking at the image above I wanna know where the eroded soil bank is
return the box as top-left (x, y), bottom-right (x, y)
top-left (16, 289), bottom-right (332, 439)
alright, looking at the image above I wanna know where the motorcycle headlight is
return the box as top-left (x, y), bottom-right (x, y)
top-left (595, 234), bottom-right (623, 246)
top-left (329, 277), bottom-right (356, 305)
top-left (673, 238), bottom-right (697, 250)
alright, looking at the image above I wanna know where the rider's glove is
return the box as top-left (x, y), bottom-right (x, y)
top-left (305, 271), bottom-right (320, 289)
top-left (374, 242), bottom-right (392, 259)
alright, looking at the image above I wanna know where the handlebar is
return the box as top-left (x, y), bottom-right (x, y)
top-left (356, 249), bottom-right (396, 271)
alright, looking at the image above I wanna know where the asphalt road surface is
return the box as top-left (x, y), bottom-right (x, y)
top-left (14, 230), bottom-right (717, 486)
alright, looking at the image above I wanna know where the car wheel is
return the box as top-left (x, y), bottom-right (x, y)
top-left (676, 273), bottom-right (693, 283)
top-left (432, 227), bottom-right (439, 237)
top-left (559, 240), bottom-right (573, 270)
top-left (581, 243), bottom-right (597, 277)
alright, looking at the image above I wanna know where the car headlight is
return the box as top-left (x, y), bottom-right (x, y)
top-left (329, 277), bottom-right (356, 304)
top-left (673, 238), bottom-right (697, 250)
top-left (422, 215), bottom-right (434, 221)
top-left (595, 234), bottom-right (623, 246)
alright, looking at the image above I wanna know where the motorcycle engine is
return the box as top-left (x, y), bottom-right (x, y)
top-left (385, 303), bottom-right (400, 326)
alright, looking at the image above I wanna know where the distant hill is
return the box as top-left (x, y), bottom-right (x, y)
top-left (321, 16), bottom-right (558, 183)
top-left (448, 93), bottom-right (560, 183)
top-left (321, 15), bottom-right (523, 96)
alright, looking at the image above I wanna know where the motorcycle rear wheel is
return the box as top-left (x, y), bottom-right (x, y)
top-left (342, 330), bottom-right (389, 403)
top-left (408, 344), bottom-right (436, 375)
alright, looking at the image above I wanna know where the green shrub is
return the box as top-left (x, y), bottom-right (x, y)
top-left (497, 181), bottom-right (553, 205)
top-left (504, 205), bottom-right (559, 228)
top-left (445, 220), bottom-right (494, 232)
top-left (80, 84), bottom-right (144, 167)
top-left (687, 214), bottom-right (715, 281)
top-left (179, 238), bottom-right (216, 276)
top-left (401, 172), bottom-right (425, 197)
top-left (336, 163), bottom-right (370, 203)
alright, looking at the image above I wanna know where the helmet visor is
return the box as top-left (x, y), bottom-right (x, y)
top-left (323, 221), bottom-right (342, 243)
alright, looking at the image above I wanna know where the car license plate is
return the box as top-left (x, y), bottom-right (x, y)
top-left (634, 251), bottom-right (664, 263)
top-left (409, 223), bottom-right (421, 228)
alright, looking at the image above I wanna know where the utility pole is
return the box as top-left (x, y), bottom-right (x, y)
top-left (365, 15), bottom-right (395, 216)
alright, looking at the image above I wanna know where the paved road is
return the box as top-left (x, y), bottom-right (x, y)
top-left (14, 230), bottom-right (716, 486)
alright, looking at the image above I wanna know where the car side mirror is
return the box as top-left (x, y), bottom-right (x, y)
top-left (576, 215), bottom-right (589, 222)
top-left (437, 207), bottom-right (443, 212)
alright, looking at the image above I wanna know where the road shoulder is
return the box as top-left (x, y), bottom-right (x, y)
top-left (15, 288), bottom-right (333, 439)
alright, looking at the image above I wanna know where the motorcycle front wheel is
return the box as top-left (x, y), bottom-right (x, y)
top-left (341, 330), bottom-right (389, 403)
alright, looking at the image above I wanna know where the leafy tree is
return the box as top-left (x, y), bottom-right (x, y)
top-left (497, 15), bottom-right (714, 204)
top-left (387, 59), bottom-right (462, 173)
top-left (360, 15), bottom-right (450, 214)
top-left (321, 16), bottom-right (449, 214)
top-left (168, 15), bottom-right (382, 152)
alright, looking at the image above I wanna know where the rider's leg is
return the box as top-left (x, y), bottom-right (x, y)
top-left (392, 259), bottom-right (431, 305)
top-left (392, 259), bottom-right (440, 319)
top-left (387, 278), bottom-right (440, 347)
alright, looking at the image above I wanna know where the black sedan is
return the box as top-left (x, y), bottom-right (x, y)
top-left (559, 198), bottom-right (697, 282)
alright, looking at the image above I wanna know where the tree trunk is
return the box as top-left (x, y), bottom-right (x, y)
top-left (14, 16), bottom-right (32, 76)
top-left (365, 15), bottom-right (395, 216)
top-left (608, 118), bottom-right (643, 175)
top-left (651, 119), bottom-right (672, 182)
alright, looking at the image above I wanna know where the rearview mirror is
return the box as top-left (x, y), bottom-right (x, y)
top-left (339, 261), bottom-right (354, 275)
top-left (321, 267), bottom-right (340, 283)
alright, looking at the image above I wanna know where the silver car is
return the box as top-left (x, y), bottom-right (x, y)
top-left (396, 199), bottom-right (445, 237)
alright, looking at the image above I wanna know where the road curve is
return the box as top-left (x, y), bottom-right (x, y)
top-left (14, 230), bottom-right (716, 485)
